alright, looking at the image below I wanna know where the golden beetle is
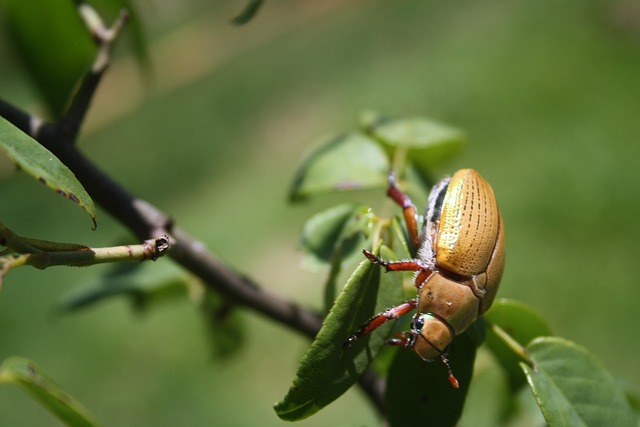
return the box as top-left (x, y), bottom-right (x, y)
top-left (345, 169), bottom-right (505, 388)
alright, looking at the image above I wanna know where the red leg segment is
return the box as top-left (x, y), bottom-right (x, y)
top-left (344, 300), bottom-right (417, 347)
top-left (386, 172), bottom-right (420, 251)
top-left (386, 331), bottom-right (417, 349)
top-left (440, 355), bottom-right (460, 389)
top-left (363, 250), bottom-right (429, 272)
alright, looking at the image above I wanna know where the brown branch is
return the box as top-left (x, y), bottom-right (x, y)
top-left (0, 2), bottom-right (386, 419)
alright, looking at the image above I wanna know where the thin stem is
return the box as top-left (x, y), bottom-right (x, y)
top-left (60, 4), bottom-right (129, 142)
top-left (0, 236), bottom-right (169, 287)
top-left (487, 320), bottom-right (534, 367)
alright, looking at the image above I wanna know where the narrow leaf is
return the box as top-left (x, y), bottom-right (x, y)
top-left (623, 383), bottom-right (640, 423)
top-left (231, 0), bottom-right (265, 25)
top-left (289, 132), bottom-right (389, 201)
top-left (389, 216), bottom-right (412, 260)
top-left (362, 112), bottom-right (465, 171)
top-left (0, 116), bottom-right (97, 227)
top-left (200, 290), bottom-right (245, 359)
top-left (484, 298), bottom-right (552, 390)
top-left (274, 245), bottom-right (402, 421)
top-left (57, 262), bottom-right (187, 313)
top-left (0, 357), bottom-right (101, 427)
top-left (523, 337), bottom-right (635, 427)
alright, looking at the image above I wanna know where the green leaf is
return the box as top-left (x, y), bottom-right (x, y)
top-left (623, 383), bottom-right (640, 424)
top-left (386, 321), bottom-right (484, 427)
top-left (389, 216), bottom-right (412, 260)
top-left (458, 356), bottom-right (510, 427)
top-left (289, 132), bottom-right (389, 201)
top-left (522, 337), bottom-right (635, 427)
top-left (0, 357), bottom-right (101, 427)
top-left (200, 291), bottom-right (245, 360)
top-left (0, 117), bottom-right (97, 227)
top-left (3, 0), bottom-right (95, 118)
top-left (299, 203), bottom-right (376, 312)
top-left (57, 261), bottom-right (187, 313)
top-left (274, 245), bottom-right (403, 421)
top-left (300, 203), bottom-right (373, 271)
top-left (362, 112), bottom-right (465, 172)
top-left (231, 0), bottom-right (265, 25)
top-left (484, 298), bottom-right (552, 390)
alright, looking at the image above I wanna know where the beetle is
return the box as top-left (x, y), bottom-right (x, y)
top-left (344, 169), bottom-right (505, 388)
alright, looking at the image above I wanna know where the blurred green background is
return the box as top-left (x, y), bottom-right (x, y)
top-left (1, 0), bottom-right (639, 425)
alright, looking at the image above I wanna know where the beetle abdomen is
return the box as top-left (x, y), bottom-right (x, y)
top-left (436, 169), bottom-right (500, 277)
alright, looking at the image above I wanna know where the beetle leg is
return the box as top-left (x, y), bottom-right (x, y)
top-left (344, 300), bottom-right (417, 347)
top-left (363, 249), bottom-right (429, 272)
top-left (386, 171), bottom-right (420, 251)
top-left (385, 331), bottom-right (416, 348)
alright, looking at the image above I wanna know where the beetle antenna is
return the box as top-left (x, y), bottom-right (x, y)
top-left (440, 355), bottom-right (459, 389)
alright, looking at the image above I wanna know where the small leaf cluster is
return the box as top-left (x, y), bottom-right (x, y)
top-left (277, 114), bottom-right (639, 426)
top-left (2, 0), bottom-right (147, 119)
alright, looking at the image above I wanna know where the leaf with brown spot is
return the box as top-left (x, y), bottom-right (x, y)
top-left (0, 117), bottom-right (97, 227)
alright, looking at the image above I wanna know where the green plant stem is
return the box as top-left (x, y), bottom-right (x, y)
top-left (0, 236), bottom-right (170, 287)
top-left (488, 320), bottom-right (534, 367)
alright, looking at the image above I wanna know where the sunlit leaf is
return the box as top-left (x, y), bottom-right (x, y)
top-left (362, 112), bottom-right (464, 172)
top-left (0, 357), bottom-right (101, 427)
top-left (386, 321), bottom-right (484, 427)
top-left (289, 132), bottom-right (389, 201)
top-left (523, 337), bottom-right (635, 427)
top-left (0, 117), bottom-right (97, 227)
top-left (274, 245), bottom-right (402, 421)
top-left (484, 298), bottom-right (552, 390)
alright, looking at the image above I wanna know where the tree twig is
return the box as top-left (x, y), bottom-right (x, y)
top-left (0, 235), bottom-right (169, 286)
top-left (0, 2), bottom-right (386, 419)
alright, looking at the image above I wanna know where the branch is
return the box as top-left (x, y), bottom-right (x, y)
top-left (0, 2), bottom-right (386, 419)
top-left (60, 3), bottom-right (129, 141)
top-left (0, 234), bottom-right (169, 286)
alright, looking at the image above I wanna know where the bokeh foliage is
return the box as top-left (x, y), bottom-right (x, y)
top-left (1, 0), bottom-right (639, 426)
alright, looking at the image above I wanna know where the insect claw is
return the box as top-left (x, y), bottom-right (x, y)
top-left (388, 169), bottom-right (397, 187)
top-left (440, 355), bottom-right (460, 389)
top-left (362, 249), bottom-right (379, 263)
top-left (343, 335), bottom-right (358, 348)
